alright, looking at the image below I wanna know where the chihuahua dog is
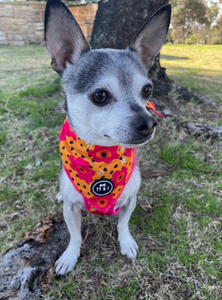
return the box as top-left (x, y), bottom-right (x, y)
top-left (44, 0), bottom-right (171, 275)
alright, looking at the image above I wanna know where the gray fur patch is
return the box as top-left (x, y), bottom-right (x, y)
top-left (63, 48), bottom-right (147, 95)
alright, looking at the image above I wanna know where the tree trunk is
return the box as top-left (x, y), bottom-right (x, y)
top-left (90, 0), bottom-right (170, 80)
top-left (182, 25), bottom-right (185, 44)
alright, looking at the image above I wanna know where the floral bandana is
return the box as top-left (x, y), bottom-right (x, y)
top-left (59, 120), bottom-right (137, 215)
top-left (59, 102), bottom-right (163, 216)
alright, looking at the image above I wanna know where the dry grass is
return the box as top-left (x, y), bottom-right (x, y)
top-left (1, 45), bottom-right (222, 300)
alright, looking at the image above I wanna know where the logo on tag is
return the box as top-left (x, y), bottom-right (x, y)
top-left (91, 179), bottom-right (114, 196)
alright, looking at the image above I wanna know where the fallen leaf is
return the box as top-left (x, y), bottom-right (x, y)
top-left (140, 204), bottom-right (152, 211)
top-left (99, 277), bottom-right (107, 286)
top-left (39, 265), bottom-right (55, 292)
top-left (153, 203), bottom-right (165, 208)
top-left (24, 214), bottom-right (52, 243)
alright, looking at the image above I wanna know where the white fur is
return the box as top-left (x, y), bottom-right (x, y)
top-left (45, 0), bottom-right (171, 275)
top-left (55, 164), bottom-right (141, 275)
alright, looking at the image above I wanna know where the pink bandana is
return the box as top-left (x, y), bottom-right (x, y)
top-left (59, 120), bottom-right (137, 215)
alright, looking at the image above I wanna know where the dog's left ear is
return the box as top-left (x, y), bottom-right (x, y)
top-left (130, 4), bottom-right (171, 69)
top-left (44, 0), bottom-right (90, 74)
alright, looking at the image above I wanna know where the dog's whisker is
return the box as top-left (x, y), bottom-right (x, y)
top-left (108, 129), bottom-right (122, 139)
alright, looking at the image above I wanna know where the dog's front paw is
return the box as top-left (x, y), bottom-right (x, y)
top-left (119, 234), bottom-right (138, 260)
top-left (55, 244), bottom-right (80, 275)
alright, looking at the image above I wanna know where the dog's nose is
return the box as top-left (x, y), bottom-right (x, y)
top-left (133, 116), bottom-right (157, 136)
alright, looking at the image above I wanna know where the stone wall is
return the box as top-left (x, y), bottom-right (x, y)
top-left (0, 1), bottom-right (97, 46)
top-left (0, 1), bottom-right (45, 46)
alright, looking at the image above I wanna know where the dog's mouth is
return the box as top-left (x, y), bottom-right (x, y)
top-left (104, 132), bottom-right (154, 147)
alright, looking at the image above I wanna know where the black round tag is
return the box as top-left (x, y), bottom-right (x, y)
top-left (91, 179), bottom-right (114, 196)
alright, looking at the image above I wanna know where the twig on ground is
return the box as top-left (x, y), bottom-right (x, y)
top-left (10, 190), bottom-right (32, 197)
top-left (148, 235), bottom-right (162, 246)
top-left (207, 109), bottom-right (222, 114)
top-left (141, 156), bottom-right (180, 178)
top-left (186, 161), bottom-right (222, 175)
top-left (146, 246), bottom-right (163, 251)
top-left (8, 145), bottom-right (57, 159)
top-left (32, 145), bottom-right (57, 157)
top-left (0, 96), bottom-right (19, 114)
top-left (202, 144), bottom-right (214, 150)
top-left (8, 145), bottom-right (27, 157)
top-left (103, 230), bottom-right (117, 242)
top-left (32, 172), bottom-right (58, 180)
top-left (157, 156), bottom-right (172, 167)
top-left (42, 127), bottom-right (46, 137)
top-left (83, 231), bottom-right (89, 244)
top-left (157, 134), bottom-right (170, 150)
top-left (177, 120), bottom-right (211, 125)
top-left (12, 169), bottom-right (16, 181)
top-left (10, 180), bottom-right (36, 183)
top-left (209, 172), bottom-right (214, 180)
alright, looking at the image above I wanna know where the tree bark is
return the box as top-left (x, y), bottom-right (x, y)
top-left (182, 25), bottom-right (185, 44)
top-left (90, 0), bottom-right (170, 80)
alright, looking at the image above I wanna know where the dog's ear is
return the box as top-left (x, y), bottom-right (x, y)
top-left (130, 4), bottom-right (171, 69)
top-left (44, 0), bottom-right (90, 74)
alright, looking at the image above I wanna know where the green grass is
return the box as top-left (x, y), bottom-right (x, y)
top-left (160, 44), bottom-right (222, 102)
top-left (1, 45), bottom-right (222, 300)
top-left (0, 77), bottom-right (64, 253)
top-left (0, 46), bottom-right (57, 93)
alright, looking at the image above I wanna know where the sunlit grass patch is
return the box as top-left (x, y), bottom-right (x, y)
top-left (160, 45), bottom-right (222, 102)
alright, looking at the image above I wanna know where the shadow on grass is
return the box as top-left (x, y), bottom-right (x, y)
top-left (160, 54), bottom-right (190, 60)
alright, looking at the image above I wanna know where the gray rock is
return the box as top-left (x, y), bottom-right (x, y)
top-left (185, 122), bottom-right (222, 138)
top-left (162, 108), bottom-right (172, 117)
top-left (202, 98), bottom-right (217, 107)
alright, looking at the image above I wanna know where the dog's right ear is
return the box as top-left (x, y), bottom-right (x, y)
top-left (44, 0), bottom-right (90, 74)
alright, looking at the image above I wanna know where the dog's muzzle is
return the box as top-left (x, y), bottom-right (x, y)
top-left (132, 116), bottom-right (157, 137)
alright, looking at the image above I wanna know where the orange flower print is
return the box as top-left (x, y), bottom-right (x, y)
top-left (112, 167), bottom-right (128, 186)
top-left (69, 156), bottom-right (95, 184)
top-left (97, 199), bottom-right (108, 208)
top-left (89, 193), bottom-right (115, 212)
top-left (88, 145), bottom-right (119, 163)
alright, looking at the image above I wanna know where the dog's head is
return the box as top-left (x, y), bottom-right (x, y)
top-left (44, 0), bottom-right (171, 148)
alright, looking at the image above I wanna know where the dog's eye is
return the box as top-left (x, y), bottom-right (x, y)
top-left (92, 90), bottom-right (107, 103)
top-left (142, 84), bottom-right (152, 98)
